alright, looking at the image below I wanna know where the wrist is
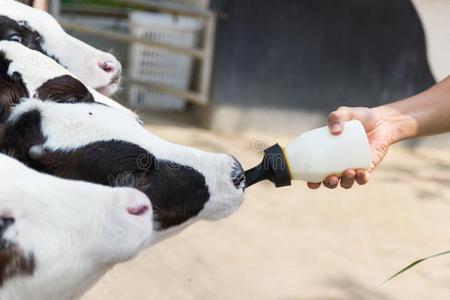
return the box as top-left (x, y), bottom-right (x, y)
top-left (371, 105), bottom-right (417, 144)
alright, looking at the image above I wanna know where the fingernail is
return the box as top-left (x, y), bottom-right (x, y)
top-left (327, 177), bottom-right (338, 185)
top-left (331, 123), bottom-right (341, 133)
top-left (346, 173), bottom-right (355, 179)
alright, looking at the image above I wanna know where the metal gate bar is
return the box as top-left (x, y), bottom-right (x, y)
top-left (56, 0), bottom-right (216, 105)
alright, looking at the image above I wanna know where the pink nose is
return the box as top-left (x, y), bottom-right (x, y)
top-left (128, 205), bottom-right (149, 216)
top-left (127, 192), bottom-right (150, 216)
top-left (98, 60), bottom-right (119, 74)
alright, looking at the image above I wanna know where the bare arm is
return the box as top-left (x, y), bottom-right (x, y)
top-left (376, 75), bottom-right (450, 142)
top-left (308, 75), bottom-right (450, 189)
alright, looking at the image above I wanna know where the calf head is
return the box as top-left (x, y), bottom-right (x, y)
top-left (0, 41), bottom-right (138, 122)
top-left (0, 0), bottom-right (122, 95)
top-left (0, 154), bottom-right (153, 300)
top-left (1, 100), bottom-right (245, 243)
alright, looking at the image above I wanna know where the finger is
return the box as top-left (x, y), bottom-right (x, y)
top-left (355, 169), bottom-right (370, 185)
top-left (307, 182), bottom-right (321, 189)
top-left (340, 169), bottom-right (356, 189)
top-left (323, 176), bottom-right (339, 189)
top-left (328, 107), bottom-right (355, 135)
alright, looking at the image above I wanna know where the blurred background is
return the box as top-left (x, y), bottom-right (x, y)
top-left (25, 0), bottom-right (450, 299)
top-left (34, 0), bottom-right (450, 138)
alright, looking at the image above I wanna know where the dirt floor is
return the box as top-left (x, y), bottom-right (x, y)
top-left (84, 125), bottom-right (450, 300)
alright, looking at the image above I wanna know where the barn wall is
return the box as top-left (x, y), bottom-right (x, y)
top-left (208, 0), bottom-right (435, 122)
top-left (412, 0), bottom-right (450, 81)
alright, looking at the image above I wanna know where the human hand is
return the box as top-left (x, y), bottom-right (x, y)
top-left (307, 106), bottom-right (393, 189)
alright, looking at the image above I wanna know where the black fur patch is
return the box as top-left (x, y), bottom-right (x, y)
top-left (36, 141), bottom-right (210, 229)
top-left (0, 16), bottom-right (44, 52)
top-left (0, 51), bottom-right (29, 123)
top-left (0, 218), bottom-right (14, 238)
top-left (35, 75), bottom-right (95, 103)
top-left (0, 109), bottom-right (45, 163)
top-left (0, 241), bottom-right (35, 287)
top-left (0, 115), bottom-right (210, 229)
top-left (0, 218), bottom-right (35, 286)
top-left (0, 16), bottom-right (62, 65)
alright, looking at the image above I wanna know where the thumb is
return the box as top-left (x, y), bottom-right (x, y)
top-left (328, 106), bottom-right (355, 135)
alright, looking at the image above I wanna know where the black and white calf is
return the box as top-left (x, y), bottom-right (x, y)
top-left (0, 41), bottom-right (138, 122)
top-left (0, 0), bottom-right (122, 96)
top-left (0, 153), bottom-right (153, 300)
top-left (0, 42), bottom-right (245, 244)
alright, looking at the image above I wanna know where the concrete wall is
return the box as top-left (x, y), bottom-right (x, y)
top-left (412, 0), bottom-right (450, 81)
top-left (171, 0), bottom-right (209, 8)
top-left (207, 0), bottom-right (436, 134)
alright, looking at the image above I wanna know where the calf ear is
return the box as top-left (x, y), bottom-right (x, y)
top-left (0, 52), bottom-right (29, 122)
top-left (0, 109), bottom-right (45, 167)
top-left (35, 75), bottom-right (95, 103)
top-left (0, 71), bottom-right (29, 122)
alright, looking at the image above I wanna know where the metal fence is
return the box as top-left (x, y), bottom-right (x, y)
top-left (52, 0), bottom-right (216, 105)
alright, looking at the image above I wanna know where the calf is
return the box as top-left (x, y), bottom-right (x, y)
top-left (0, 41), bottom-right (245, 244)
top-left (0, 0), bottom-right (122, 96)
top-left (0, 153), bottom-right (153, 300)
top-left (0, 41), bottom-right (138, 122)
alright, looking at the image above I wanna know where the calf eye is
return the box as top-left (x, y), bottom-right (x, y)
top-left (0, 217), bottom-right (14, 235)
top-left (6, 33), bottom-right (22, 43)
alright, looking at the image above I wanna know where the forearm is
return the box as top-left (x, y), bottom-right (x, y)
top-left (373, 75), bottom-right (450, 143)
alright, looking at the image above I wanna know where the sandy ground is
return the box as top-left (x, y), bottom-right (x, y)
top-left (84, 125), bottom-right (450, 300)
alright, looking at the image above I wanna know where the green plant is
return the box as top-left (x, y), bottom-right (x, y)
top-left (375, 249), bottom-right (450, 290)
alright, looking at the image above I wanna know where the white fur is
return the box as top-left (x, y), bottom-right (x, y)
top-left (0, 41), bottom-right (139, 122)
top-left (0, 154), bottom-right (153, 300)
top-left (0, 0), bottom-right (121, 95)
top-left (9, 99), bottom-right (244, 244)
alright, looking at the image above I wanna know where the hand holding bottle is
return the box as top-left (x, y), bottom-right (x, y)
top-left (308, 75), bottom-right (450, 189)
top-left (307, 107), bottom-right (393, 189)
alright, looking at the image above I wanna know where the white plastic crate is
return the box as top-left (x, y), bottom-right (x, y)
top-left (128, 12), bottom-right (201, 111)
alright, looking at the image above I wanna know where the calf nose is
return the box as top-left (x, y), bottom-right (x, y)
top-left (231, 158), bottom-right (245, 189)
top-left (126, 191), bottom-right (150, 216)
top-left (98, 59), bottom-right (121, 75)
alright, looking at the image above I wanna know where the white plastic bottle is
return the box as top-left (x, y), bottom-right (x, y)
top-left (284, 120), bottom-right (371, 183)
top-left (244, 120), bottom-right (372, 187)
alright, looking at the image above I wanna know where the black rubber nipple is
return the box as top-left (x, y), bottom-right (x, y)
top-left (244, 143), bottom-right (291, 188)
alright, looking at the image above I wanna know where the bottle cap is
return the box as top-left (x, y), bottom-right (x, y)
top-left (244, 143), bottom-right (291, 188)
